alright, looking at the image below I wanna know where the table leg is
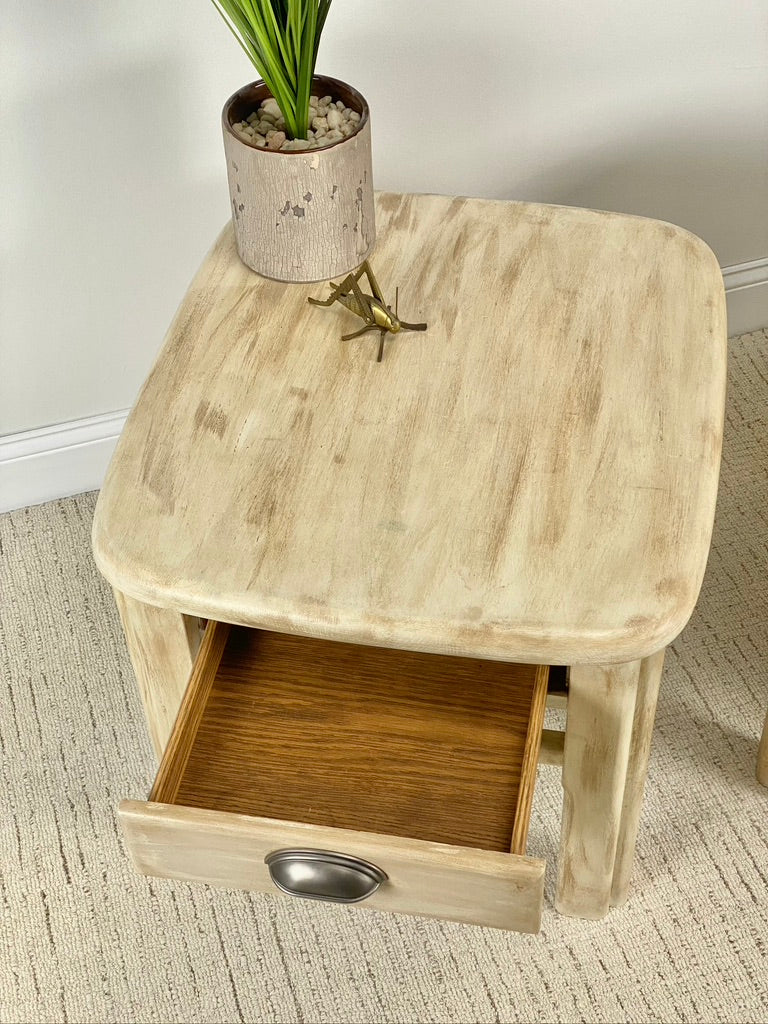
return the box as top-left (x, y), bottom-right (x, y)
top-left (758, 711), bottom-right (768, 787)
top-left (610, 648), bottom-right (665, 906)
top-left (556, 660), bottom-right (639, 919)
top-left (113, 589), bottom-right (202, 759)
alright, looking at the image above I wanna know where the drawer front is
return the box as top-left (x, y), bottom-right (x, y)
top-left (120, 800), bottom-right (545, 933)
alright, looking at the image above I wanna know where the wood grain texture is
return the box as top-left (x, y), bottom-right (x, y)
top-left (222, 77), bottom-right (374, 282)
top-left (92, 192), bottom-right (727, 666)
top-left (758, 710), bottom-right (768, 786)
top-left (166, 626), bottom-right (547, 853)
top-left (150, 621), bottom-right (230, 805)
top-left (611, 648), bottom-right (665, 905)
top-left (118, 801), bottom-right (545, 932)
top-left (510, 665), bottom-right (549, 854)
top-left (556, 661), bottom-right (639, 920)
top-left (113, 590), bottom-right (201, 757)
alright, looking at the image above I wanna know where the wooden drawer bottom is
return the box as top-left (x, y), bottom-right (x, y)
top-left (120, 623), bottom-right (548, 932)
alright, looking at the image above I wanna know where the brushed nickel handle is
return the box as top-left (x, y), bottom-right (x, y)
top-left (265, 848), bottom-right (388, 904)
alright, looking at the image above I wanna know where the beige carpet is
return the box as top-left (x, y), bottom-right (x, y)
top-left (2, 329), bottom-right (768, 1024)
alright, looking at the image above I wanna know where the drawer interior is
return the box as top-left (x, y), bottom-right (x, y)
top-left (151, 623), bottom-right (548, 856)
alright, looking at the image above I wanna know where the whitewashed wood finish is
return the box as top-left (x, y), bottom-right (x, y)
top-left (611, 648), bottom-right (665, 905)
top-left (119, 801), bottom-right (545, 932)
top-left (92, 192), bottom-right (726, 667)
top-left (546, 692), bottom-right (569, 712)
top-left (113, 591), bottom-right (201, 758)
top-left (758, 711), bottom-right (768, 786)
top-left (222, 97), bottom-right (374, 282)
top-left (539, 728), bottom-right (565, 767)
top-left (556, 661), bottom-right (639, 919)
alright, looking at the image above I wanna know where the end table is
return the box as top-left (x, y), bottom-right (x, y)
top-left (93, 192), bottom-right (726, 926)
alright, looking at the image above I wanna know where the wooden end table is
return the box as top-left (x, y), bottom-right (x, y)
top-left (93, 192), bottom-right (726, 924)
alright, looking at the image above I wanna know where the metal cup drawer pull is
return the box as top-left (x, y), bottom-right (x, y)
top-left (265, 849), bottom-right (388, 904)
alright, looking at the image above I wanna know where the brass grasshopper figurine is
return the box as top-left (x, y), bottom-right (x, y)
top-left (309, 260), bottom-right (427, 362)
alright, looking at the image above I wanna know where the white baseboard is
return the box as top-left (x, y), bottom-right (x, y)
top-left (0, 410), bottom-right (128, 514)
top-left (1, 259), bottom-right (766, 515)
top-left (722, 258), bottom-right (768, 337)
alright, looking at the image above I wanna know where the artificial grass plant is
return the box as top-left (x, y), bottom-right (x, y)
top-left (212, 0), bottom-right (332, 140)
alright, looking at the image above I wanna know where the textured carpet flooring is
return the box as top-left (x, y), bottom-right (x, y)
top-left (2, 330), bottom-right (768, 1024)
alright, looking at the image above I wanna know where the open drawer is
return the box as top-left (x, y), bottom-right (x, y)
top-left (119, 622), bottom-right (549, 932)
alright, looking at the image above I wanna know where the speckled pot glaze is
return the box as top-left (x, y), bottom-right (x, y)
top-left (222, 76), bottom-right (375, 282)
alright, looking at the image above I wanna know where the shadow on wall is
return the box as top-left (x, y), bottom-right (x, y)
top-left (376, 111), bottom-right (768, 269)
top-left (3, 53), bottom-right (230, 433)
top-left (508, 124), bottom-right (767, 269)
top-left (354, 24), bottom-right (767, 269)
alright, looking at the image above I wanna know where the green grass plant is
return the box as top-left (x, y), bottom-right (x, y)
top-left (212, 1), bottom-right (332, 140)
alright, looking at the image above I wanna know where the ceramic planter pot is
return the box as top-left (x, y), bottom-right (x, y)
top-left (222, 75), bottom-right (375, 283)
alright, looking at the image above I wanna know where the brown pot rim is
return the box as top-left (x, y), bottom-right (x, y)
top-left (222, 74), bottom-right (369, 155)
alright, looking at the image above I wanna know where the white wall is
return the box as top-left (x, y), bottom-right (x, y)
top-left (2, 0), bottom-right (767, 439)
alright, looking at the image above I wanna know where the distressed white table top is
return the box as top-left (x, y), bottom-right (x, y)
top-left (93, 192), bottom-right (726, 664)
